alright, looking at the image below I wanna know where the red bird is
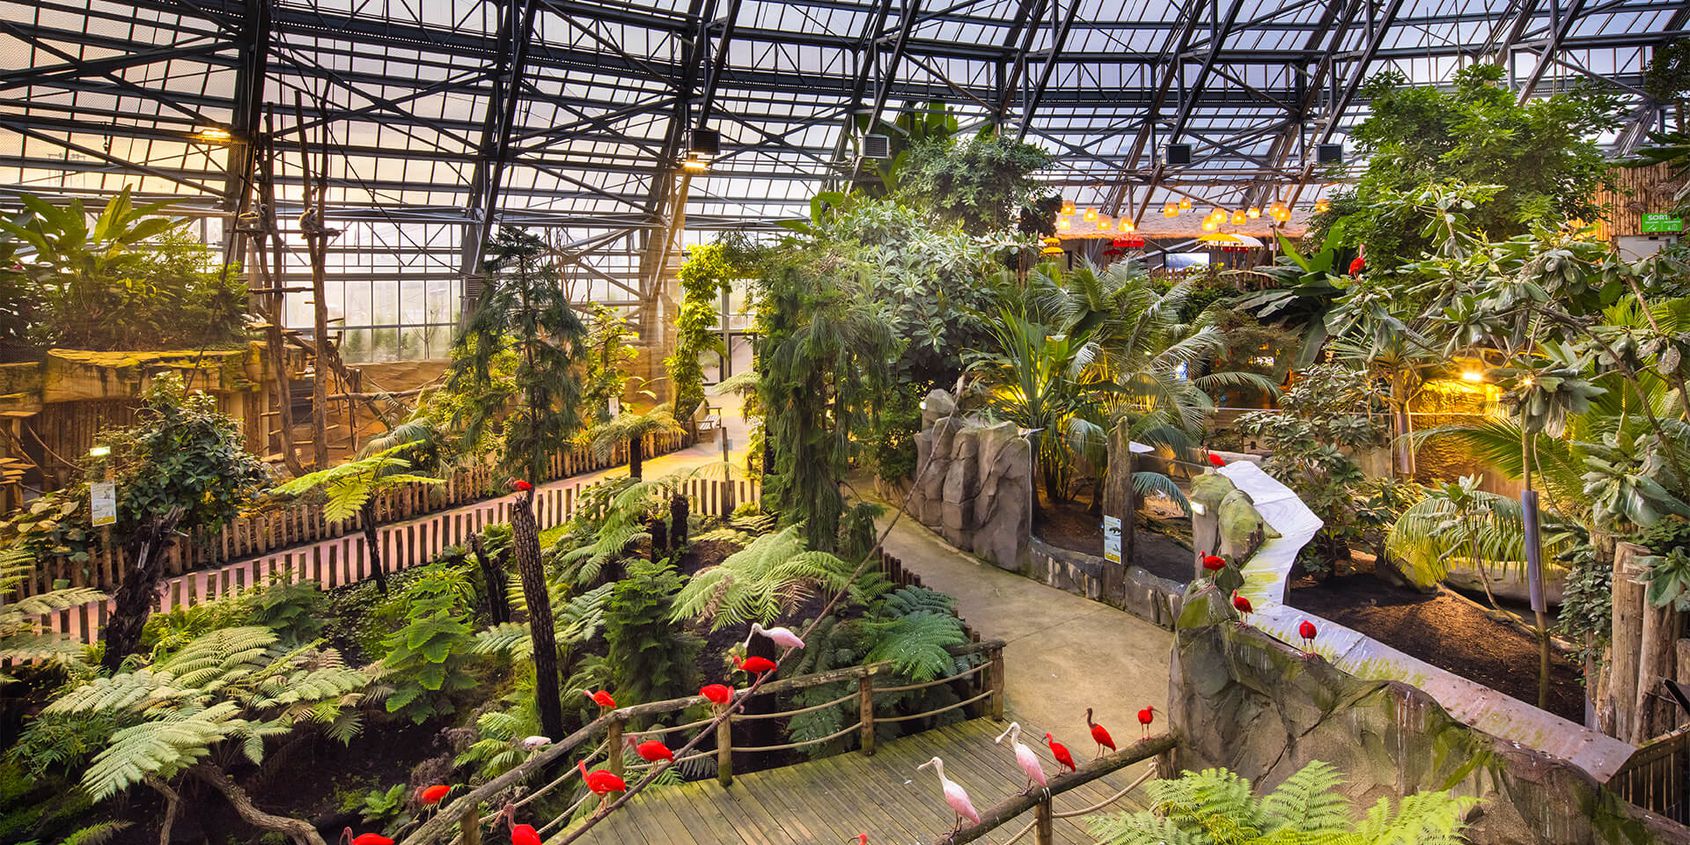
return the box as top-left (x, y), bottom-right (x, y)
top-left (416, 783), bottom-right (450, 806)
top-left (1207, 451), bottom-right (1226, 468)
top-left (1044, 732), bottom-right (1077, 772)
top-left (1084, 708), bottom-right (1116, 758)
top-left (341, 830), bottom-right (393, 845)
top-left (1298, 619), bottom-right (1318, 651)
top-left (1348, 255), bottom-right (1366, 275)
top-left (700, 683), bottom-right (734, 707)
top-left (1201, 553), bottom-right (1227, 573)
top-left (1137, 706), bottom-right (1157, 739)
top-left (496, 804), bottom-right (541, 845)
top-left (511, 479), bottom-right (532, 492)
top-left (578, 760), bottom-right (628, 810)
top-left (1232, 591), bottom-right (1253, 623)
top-left (627, 735), bottom-right (674, 763)
top-left (584, 689), bottom-right (617, 709)
top-left (733, 654), bottom-right (778, 676)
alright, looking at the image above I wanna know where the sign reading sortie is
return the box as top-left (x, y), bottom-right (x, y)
top-left (1641, 213), bottom-right (1684, 234)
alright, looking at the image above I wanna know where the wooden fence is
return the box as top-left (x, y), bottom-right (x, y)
top-left (1611, 725), bottom-right (1690, 825)
top-left (41, 470), bottom-right (761, 644)
top-left (23, 430), bottom-right (691, 598)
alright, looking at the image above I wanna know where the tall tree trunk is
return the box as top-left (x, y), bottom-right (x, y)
top-left (1635, 600), bottom-right (1681, 743)
top-left (670, 493), bottom-right (689, 550)
top-left (358, 500), bottom-right (388, 594)
top-left (469, 532), bottom-right (510, 624)
top-left (511, 489), bottom-right (564, 738)
top-left (629, 435), bottom-right (644, 480)
top-left (1608, 542), bottom-right (1649, 740)
top-left (102, 512), bottom-right (183, 671)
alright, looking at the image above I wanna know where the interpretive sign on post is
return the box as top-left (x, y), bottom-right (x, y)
top-left (1102, 515), bottom-right (1122, 563)
top-left (90, 481), bottom-right (117, 527)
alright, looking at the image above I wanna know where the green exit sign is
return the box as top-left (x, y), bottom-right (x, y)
top-left (1642, 213), bottom-right (1684, 234)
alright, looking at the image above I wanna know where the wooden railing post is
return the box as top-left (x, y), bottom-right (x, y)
top-left (606, 717), bottom-right (624, 779)
top-left (459, 807), bottom-right (481, 845)
top-left (858, 673), bottom-right (876, 755)
top-left (1034, 797), bottom-right (1053, 845)
top-left (716, 713), bottom-right (733, 787)
top-left (989, 644), bottom-right (1006, 721)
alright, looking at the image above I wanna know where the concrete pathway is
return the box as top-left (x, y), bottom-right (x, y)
top-left (875, 513), bottom-right (1174, 752)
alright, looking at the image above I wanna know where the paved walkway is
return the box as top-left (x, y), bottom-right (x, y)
top-left (875, 513), bottom-right (1174, 755)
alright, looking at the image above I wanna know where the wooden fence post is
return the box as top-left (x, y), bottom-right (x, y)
top-left (716, 715), bottom-right (734, 787)
top-left (459, 807), bottom-right (482, 845)
top-left (606, 718), bottom-right (624, 779)
top-left (989, 644), bottom-right (1006, 721)
top-left (1035, 797), bottom-right (1053, 845)
top-left (858, 674), bottom-right (876, 756)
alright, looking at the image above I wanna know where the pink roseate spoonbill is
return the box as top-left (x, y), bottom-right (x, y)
top-left (1137, 706), bottom-right (1157, 739)
top-left (416, 784), bottom-right (450, 806)
top-left (626, 734), bottom-right (675, 763)
top-left (1085, 708), bottom-right (1116, 758)
top-left (993, 722), bottom-right (1047, 793)
top-left (341, 830), bottom-right (393, 845)
top-left (917, 757), bottom-right (981, 834)
top-left (744, 622), bottom-right (806, 650)
top-left (1207, 451), bottom-right (1226, 468)
top-left (584, 689), bottom-right (617, 709)
top-left (732, 654), bottom-right (779, 676)
top-left (700, 682), bottom-right (734, 706)
top-left (1232, 591), bottom-right (1253, 624)
top-left (1298, 619), bottom-right (1318, 653)
top-left (578, 760), bottom-right (628, 810)
top-left (519, 735), bottom-right (551, 750)
top-left (1201, 554), bottom-right (1227, 574)
top-left (1043, 732), bottom-right (1077, 773)
top-left (495, 804), bottom-right (541, 845)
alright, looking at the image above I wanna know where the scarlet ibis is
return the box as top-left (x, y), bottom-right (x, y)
top-left (1207, 451), bottom-right (1226, 468)
top-left (584, 689), bottom-right (617, 709)
top-left (993, 722), bottom-right (1047, 793)
top-left (744, 623), bottom-right (806, 650)
top-left (1349, 255), bottom-right (1366, 275)
top-left (700, 683), bottom-right (734, 707)
top-left (1298, 619), bottom-right (1318, 652)
top-left (1201, 553), bottom-right (1226, 573)
top-left (340, 830), bottom-right (393, 845)
top-left (578, 760), bottom-right (628, 810)
top-left (626, 735), bottom-right (674, 763)
top-left (416, 784), bottom-right (450, 806)
top-left (850, 836), bottom-right (867, 845)
top-left (917, 757), bottom-right (981, 833)
top-left (1084, 708), bottom-right (1116, 757)
top-left (519, 735), bottom-right (551, 750)
top-left (732, 654), bottom-right (778, 676)
top-left (495, 803), bottom-right (542, 845)
top-left (1043, 732), bottom-right (1077, 772)
top-left (1232, 591), bottom-right (1253, 623)
top-left (512, 479), bottom-right (533, 492)
top-left (1137, 706), bottom-right (1157, 739)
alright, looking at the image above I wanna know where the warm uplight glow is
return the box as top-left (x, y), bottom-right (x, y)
top-left (681, 153), bottom-right (710, 174)
top-left (194, 127), bottom-right (233, 143)
top-left (1461, 370), bottom-right (1485, 383)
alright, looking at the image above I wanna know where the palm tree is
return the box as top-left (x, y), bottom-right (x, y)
top-left (1385, 475), bottom-right (1574, 607)
top-left (270, 444), bottom-right (442, 594)
top-left (588, 381), bottom-right (685, 480)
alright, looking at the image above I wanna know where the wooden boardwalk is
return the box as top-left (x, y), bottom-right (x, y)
top-left (578, 718), bottom-right (1154, 845)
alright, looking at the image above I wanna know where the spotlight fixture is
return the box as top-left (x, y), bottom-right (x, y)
top-left (681, 152), bottom-right (710, 174)
top-left (1461, 369), bottom-right (1485, 383)
top-left (88, 445), bottom-right (112, 458)
top-left (194, 126), bottom-right (233, 143)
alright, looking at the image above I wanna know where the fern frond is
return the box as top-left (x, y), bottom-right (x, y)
top-left (80, 702), bottom-right (248, 800)
top-left (1260, 760), bottom-right (1349, 835)
top-left (864, 612), bottom-right (966, 682)
top-left (56, 821), bottom-right (131, 845)
top-left (474, 622), bottom-right (534, 659)
top-left (45, 670), bottom-right (185, 716)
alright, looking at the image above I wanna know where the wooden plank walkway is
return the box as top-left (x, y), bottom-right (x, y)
top-left (578, 718), bottom-right (1154, 845)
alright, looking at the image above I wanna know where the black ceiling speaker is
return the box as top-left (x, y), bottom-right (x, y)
top-left (1163, 142), bottom-right (1192, 166)
top-left (1316, 143), bottom-right (1344, 165)
top-left (862, 133), bottom-right (892, 159)
top-left (690, 127), bottom-right (721, 156)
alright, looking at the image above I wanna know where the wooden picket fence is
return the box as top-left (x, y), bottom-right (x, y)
top-left (21, 430), bottom-right (691, 599)
top-left (41, 470), bottom-right (762, 644)
top-left (1611, 725), bottom-right (1690, 824)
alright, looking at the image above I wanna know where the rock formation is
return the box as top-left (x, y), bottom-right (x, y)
top-left (908, 389), bottom-right (1032, 571)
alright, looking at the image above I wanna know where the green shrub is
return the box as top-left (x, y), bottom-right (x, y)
top-left (605, 560), bottom-right (701, 705)
top-left (378, 594), bottom-right (478, 724)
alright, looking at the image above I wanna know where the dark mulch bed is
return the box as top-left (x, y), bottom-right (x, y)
top-left (1288, 567), bottom-right (1584, 723)
top-left (1033, 495), bottom-right (1193, 584)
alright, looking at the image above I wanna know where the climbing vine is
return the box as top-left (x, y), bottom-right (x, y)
top-left (666, 243), bottom-right (736, 422)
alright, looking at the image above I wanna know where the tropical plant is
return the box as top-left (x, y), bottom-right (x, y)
top-left (1386, 475), bottom-right (1570, 607)
top-left (671, 526), bottom-right (857, 630)
top-left (897, 129), bottom-right (1054, 233)
top-left (581, 302), bottom-right (640, 426)
top-left (446, 225), bottom-right (588, 738)
top-left (589, 397), bottom-right (685, 481)
top-left (378, 593), bottom-right (479, 724)
top-left (26, 626), bottom-right (370, 844)
top-left (1086, 760), bottom-right (1475, 845)
top-left (270, 445), bottom-right (443, 594)
top-left (668, 243), bottom-right (737, 422)
top-left (78, 373), bottom-right (268, 671)
top-left (0, 188), bottom-right (246, 352)
top-left (0, 548), bottom-right (99, 681)
top-left (604, 560), bottom-right (701, 705)
top-left (550, 478), bottom-right (664, 587)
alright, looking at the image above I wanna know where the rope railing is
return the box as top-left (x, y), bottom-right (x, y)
top-left (932, 733), bottom-right (1179, 845)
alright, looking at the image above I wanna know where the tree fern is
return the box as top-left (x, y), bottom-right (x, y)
top-left (79, 702), bottom-right (249, 800)
top-left (671, 526), bottom-right (856, 630)
top-left (863, 612), bottom-right (966, 682)
top-left (54, 821), bottom-right (131, 845)
top-left (0, 548), bottom-right (98, 679)
top-left (1087, 762), bottom-right (1475, 845)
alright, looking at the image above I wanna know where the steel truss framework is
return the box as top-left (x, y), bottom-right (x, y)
top-left (0, 0), bottom-right (1683, 354)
